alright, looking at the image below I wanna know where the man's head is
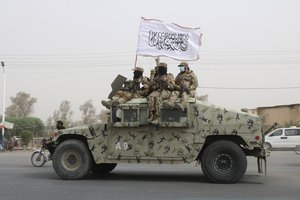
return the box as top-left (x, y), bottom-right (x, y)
top-left (133, 67), bottom-right (144, 79)
top-left (157, 62), bottom-right (167, 75)
top-left (56, 120), bottom-right (65, 130)
top-left (178, 62), bottom-right (189, 73)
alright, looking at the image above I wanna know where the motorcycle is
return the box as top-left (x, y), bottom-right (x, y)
top-left (31, 138), bottom-right (51, 167)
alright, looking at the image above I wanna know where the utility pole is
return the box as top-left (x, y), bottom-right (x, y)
top-left (1, 61), bottom-right (5, 148)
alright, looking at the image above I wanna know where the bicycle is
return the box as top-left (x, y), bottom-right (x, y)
top-left (31, 138), bottom-right (51, 167)
top-left (295, 145), bottom-right (300, 155)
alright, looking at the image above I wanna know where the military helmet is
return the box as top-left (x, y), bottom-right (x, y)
top-left (157, 62), bottom-right (167, 68)
top-left (178, 62), bottom-right (189, 67)
top-left (132, 67), bottom-right (144, 72)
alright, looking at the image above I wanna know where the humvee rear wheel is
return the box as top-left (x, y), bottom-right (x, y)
top-left (92, 163), bottom-right (117, 174)
top-left (52, 139), bottom-right (92, 180)
top-left (201, 140), bottom-right (247, 183)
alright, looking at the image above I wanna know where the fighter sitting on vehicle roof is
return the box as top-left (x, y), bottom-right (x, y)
top-left (102, 67), bottom-right (150, 109)
top-left (147, 62), bottom-right (177, 125)
top-left (164, 62), bottom-right (198, 111)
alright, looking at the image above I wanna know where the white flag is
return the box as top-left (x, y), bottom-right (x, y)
top-left (137, 17), bottom-right (202, 61)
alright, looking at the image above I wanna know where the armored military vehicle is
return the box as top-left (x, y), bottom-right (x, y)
top-left (50, 75), bottom-right (267, 183)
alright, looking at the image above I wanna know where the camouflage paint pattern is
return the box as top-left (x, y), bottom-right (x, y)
top-left (55, 98), bottom-right (264, 165)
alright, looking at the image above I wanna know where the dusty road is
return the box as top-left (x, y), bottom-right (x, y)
top-left (0, 150), bottom-right (300, 200)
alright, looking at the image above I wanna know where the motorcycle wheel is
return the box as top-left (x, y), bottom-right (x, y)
top-left (31, 151), bottom-right (47, 167)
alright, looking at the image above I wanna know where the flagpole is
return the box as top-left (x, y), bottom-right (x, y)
top-left (134, 54), bottom-right (138, 68)
top-left (134, 17), bottom-right (144, 68)
top-left (1, 61), bottom-right (5, 148)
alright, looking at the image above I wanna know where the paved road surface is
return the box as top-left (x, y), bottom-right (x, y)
top-left (0, 150), bottom-right (300, 200)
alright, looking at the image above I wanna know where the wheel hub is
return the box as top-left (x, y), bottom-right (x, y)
top-left (36, 156), bottom-right (41, 162)
top-left (62, 150), bottom-right (81, 170)
top-left (67, 154), bottom-right (77, 165)
top-left (214, 153), bottom-right (233, 173)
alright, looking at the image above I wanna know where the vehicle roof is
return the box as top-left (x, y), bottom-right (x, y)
top-left (266, 127), bottom-right (300, 136)
top-left (122, 98), bottom-right (259, 118)
top-left (274, 127), bottom-right (300, 130)
top-left (125, 98), bottom-right (196, 104)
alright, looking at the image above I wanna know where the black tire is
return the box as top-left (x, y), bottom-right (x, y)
top-left (92, 163), bottom-right (117, 174)
top-left (294, 145), bottom-right (300, 155)
top-left (31, 151), bottom-right (47, 167)
top-left (201, 140), bottom-right (247, 183)
top-left (52, 139), bottom-right (92, 180)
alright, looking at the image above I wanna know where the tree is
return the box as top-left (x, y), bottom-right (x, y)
top-left (48, 100), bottom-right (73, 127)
top-left (20, 130), bottom-right (33, 149)
top-left (45, 116), bottom-right (53, 127)
top-left (99, 110), bottom-right (108, 123)
top-left (6, 91), bottom-right (37, 117)
top-left (6, 116), bottom-right (45, 138)
top-left (80, 100), bottom-right (97, 124)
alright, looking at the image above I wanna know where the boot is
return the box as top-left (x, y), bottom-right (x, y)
top-left (148, 111), bottom-right (155, 122)
top-left (150, 117), bottom-right (159, 125)
top-left (101, 100), bottom-right (112, 109)
top-left (163, 101), bottom-right (175, 109)
top-left (175, 103), bottom-right (185, 111)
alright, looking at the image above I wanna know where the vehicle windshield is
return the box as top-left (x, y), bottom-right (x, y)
top-left (269, 129), bottom-right (283, 137)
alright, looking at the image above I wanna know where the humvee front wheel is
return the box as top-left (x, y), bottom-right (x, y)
top-left (52, 139), bottom-right (92, 180)
top-left (200, 140), bottom-right (247, 183)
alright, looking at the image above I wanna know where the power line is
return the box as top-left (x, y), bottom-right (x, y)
top-left (0, 51), bottom-right (136, 57)
top-left (1, 50), bottom-right (300, 74)
top-left (2, 49), bottom-right (300, 56)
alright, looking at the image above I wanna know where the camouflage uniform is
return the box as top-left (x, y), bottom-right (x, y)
top-left (133, 75), bottom-right (150, 98)
top-left (172, 62), bottom-right (198, 111)
top-left (102, 67), bottom-right (150, 109)
top-left (149, 66), bottom-right (159, 93)
top-left (147, 65), bottom-right (160, 118)
top-left (148, 63), bottom-right (177, 124)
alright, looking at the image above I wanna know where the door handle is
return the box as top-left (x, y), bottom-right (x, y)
top-left (280, 137), bottom-right (287, 139)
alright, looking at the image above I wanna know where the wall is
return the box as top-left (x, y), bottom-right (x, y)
top-left (244, 104), bottom-right (300, 132)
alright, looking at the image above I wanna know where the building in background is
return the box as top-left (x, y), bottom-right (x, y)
top-left (243, 104), bottom-right (300, 132)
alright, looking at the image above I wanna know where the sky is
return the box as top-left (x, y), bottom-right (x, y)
top-left (1, 0), bottom-right (300, 123)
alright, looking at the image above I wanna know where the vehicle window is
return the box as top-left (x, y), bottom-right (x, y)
top-left (124, 109), bottom-right (138, 122)
top-left (285, 129), bottom-right (300, 136)
top-left (161, 109), bottom-right (187, 123)
top-left (269, 129), bottom-right (282, 137)
top-left (111, 107), bottom-right (121, 123)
